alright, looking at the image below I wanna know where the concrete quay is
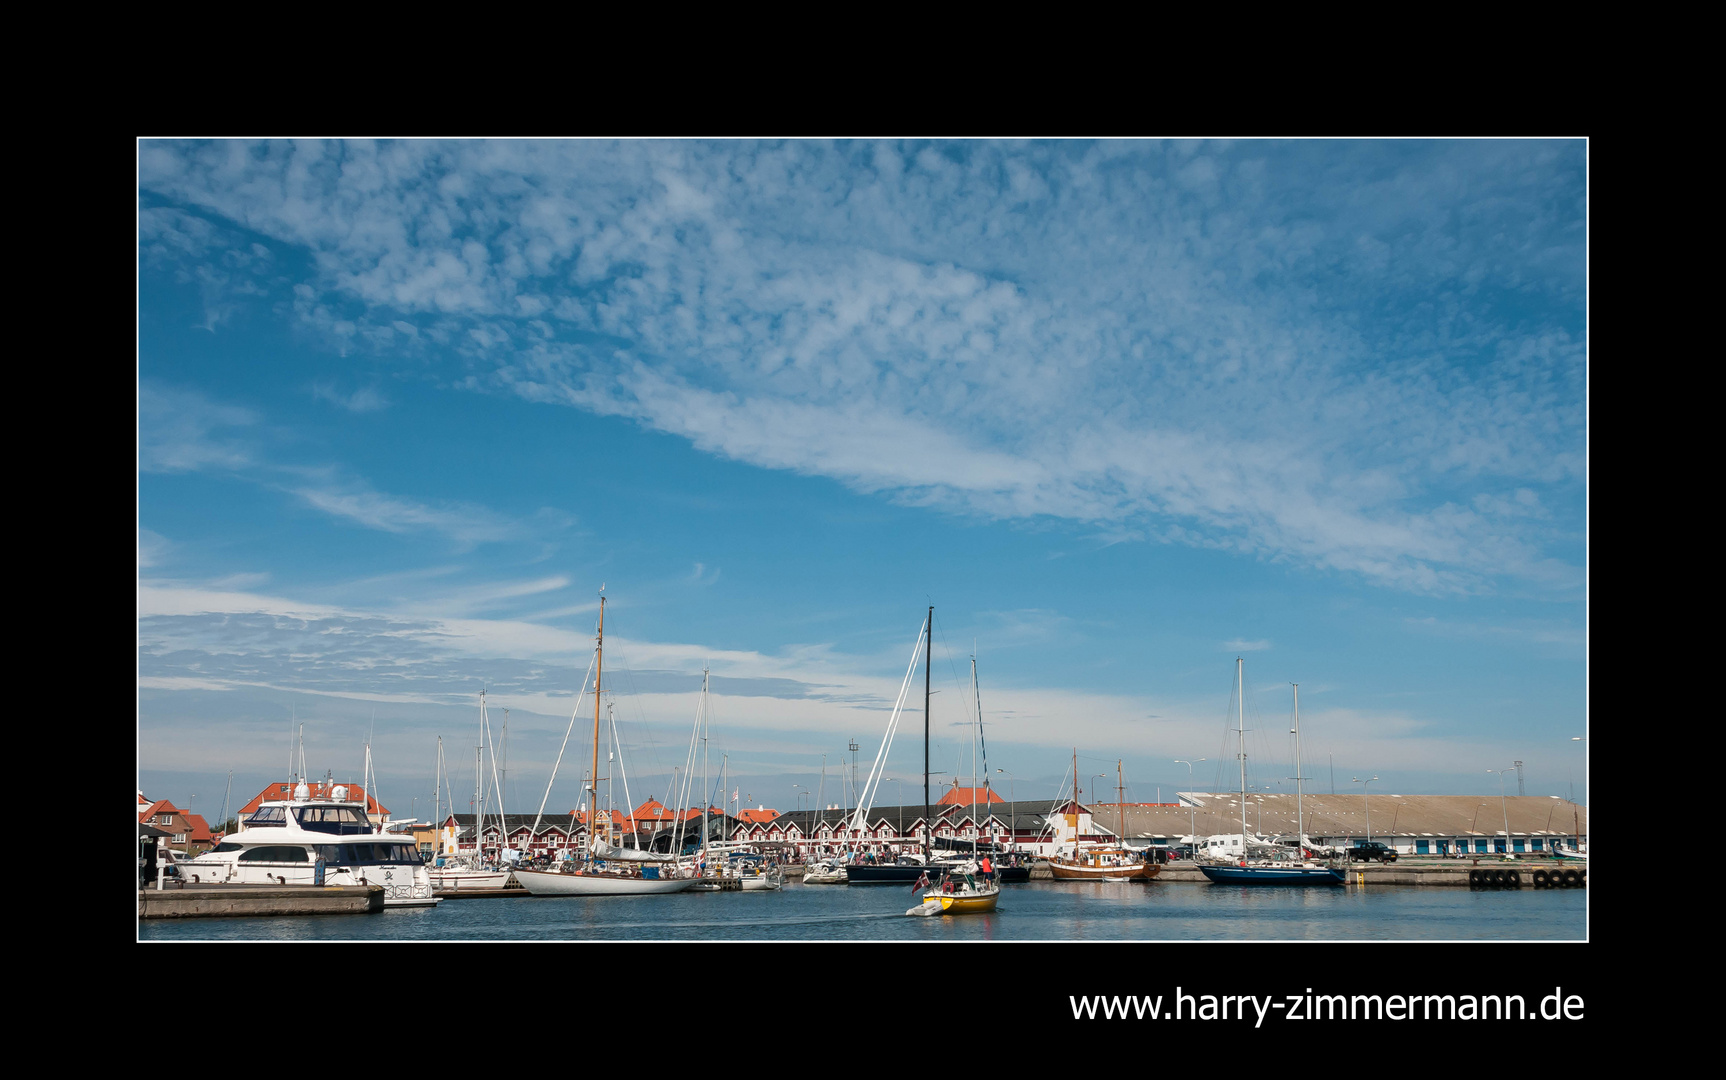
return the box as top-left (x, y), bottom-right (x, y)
top-left (140, 883), bottom-right (384, 918)
top-left (766, 858), bottom-right (1583, 888)
top-left (1156, 858), bottom-right (1584, 887)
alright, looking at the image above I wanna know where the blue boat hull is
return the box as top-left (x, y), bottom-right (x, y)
top-left (1199, 864), bottom-right (1346, 886)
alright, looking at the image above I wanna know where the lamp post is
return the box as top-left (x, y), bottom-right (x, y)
top-left (1352, 775), bottom-right (1378, 842)
top-left (1490, 768), bottom-right (1515, 857)
top-left (1174, 759), bottom-right (1204, 854)
top-left (883, 778), bottom-right (904, 849)
top-left (1090, 772), bottom-right (1104, 841)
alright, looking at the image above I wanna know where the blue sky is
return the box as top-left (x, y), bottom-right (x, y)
top-left (137, 139), bottom-right (1587, 828)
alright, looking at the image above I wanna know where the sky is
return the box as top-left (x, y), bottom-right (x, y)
top-left (136, 139), bottom-right (1587, 831)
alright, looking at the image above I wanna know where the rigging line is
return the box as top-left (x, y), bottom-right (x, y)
top-left (931, 609), bottom-right (975, 728)
top-left (530, 648), bottom-right (598, 839)
top-left (849, 615), bottom-right (927, 833)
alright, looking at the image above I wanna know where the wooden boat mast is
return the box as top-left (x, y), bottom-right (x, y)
top-left (1118, 760), bottom-right (1126, 849)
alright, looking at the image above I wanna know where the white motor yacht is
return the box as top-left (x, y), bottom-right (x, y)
top-left (179, 781), bottom-right (440, 906)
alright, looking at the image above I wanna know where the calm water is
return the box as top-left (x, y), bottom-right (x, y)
top-left (138, 878), bottom-right (1586, 942)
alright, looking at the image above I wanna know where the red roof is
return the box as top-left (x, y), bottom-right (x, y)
top-left (936, 786), bottom-right (1004, 806)
top-left (735, 807), bottom-right (779, 825)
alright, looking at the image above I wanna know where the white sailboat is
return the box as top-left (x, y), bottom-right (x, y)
top-left (512, 591), bottom-right (694, 897)
top-left (427, 722), bottom-right (511, 891)
top-left (908, 642), bottom-right (999, 916)
top-left (1199, 661), bottom-right (1344, 886)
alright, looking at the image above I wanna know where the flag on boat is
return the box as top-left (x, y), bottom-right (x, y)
top-left (914, 871), bottom-right (930, 891)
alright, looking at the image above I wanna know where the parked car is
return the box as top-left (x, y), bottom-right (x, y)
top-left (1347, 841), bottom-right (1398, 863)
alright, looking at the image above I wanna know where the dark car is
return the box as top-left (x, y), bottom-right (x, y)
top-left (1347, 841), bottom-right (1398, 863)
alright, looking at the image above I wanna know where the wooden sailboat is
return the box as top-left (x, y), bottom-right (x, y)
top-left (1044, 751), bottom-right (1160, 881)
top-left (513, 591), bottom-right (695, 896)
top-left (1199, 661), bottom-right (1344, 886)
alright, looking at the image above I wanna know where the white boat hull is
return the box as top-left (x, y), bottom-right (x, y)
top-left (429, 867), bottom-right (512, 890)
top-left (740, 874), bottom-right (782, 891)
top-left (514, 868), bottom-right (695, 896)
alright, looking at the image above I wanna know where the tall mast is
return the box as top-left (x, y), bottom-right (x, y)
top-left (1237, 657), bottom-right (1248, 842)
top-left (476, 690), bottom-right (486, 857)
top-left (701, 667), bottom-right (710, 862)
top-left (590, 592), bottom-right (605, 868)
top-left (971, 653), bottom-right (979, 857)
top-left (1292, 683), bottom-right (1304, 855)
top-left (1118, 760), bottom-right (1126, 849)
top-left (923, 605), bottom-right (932, 860)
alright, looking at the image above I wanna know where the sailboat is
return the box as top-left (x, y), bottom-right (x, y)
top-left (908, 636), bottom-right (999, 916)
top-left (427, 709), bottom-right (512, 891)
top-left (1199, 662), bottom-right (1345, 886)
top-left (843, 607), bottom-right (946, 885)
top-left (1045, 753), bottom-right (1160, 881)
top-left (512, 592), bottom-right (695, 896)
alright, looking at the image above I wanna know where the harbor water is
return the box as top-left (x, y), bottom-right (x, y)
top-left (139, 877), bottom-right (1586, 942)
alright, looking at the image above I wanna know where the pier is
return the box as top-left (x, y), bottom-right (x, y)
top-left (140, 883), bottom-right (384, 918)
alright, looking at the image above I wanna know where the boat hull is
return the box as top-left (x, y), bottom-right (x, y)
top-left (1046, 860), bottom-right (1160, 881)
top-left (429, 868), bottom-right (512, 890)
top-left (928, 888), bottom-right (999, 913)
top-left (844, 863), bottom-right (936, 884)
top-left (513, 868), bottom-right (696, 896)
top-left (1199, 864), bottom-right (1345, 886)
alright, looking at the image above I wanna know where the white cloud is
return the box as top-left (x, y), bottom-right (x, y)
top-left (139, 140), bottom-right (1586, 597)
top-left (312, 381), bottom-right (389, 412)
top-left (286, 483), bottom-right (515, 548)
top-left (138, 382), bottom-right (257, 473)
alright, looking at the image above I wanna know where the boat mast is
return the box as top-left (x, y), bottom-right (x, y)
top-left (590, 591), bottom-right (605, 870)
top-left (1236, 657), bottom-right (1248, 846)
top-left (971, 653), bottom-right (979, 858)
top-left (1292, 683), bottom-right (1304, 856)
top-left (476, 691), bottom-right (486, 858)
top-left (702, 667), bottom-right (710, 866)
top-left (923, 605), bottom-right (932, 860)
top-left (1118, 760), bottom-right (1126, 850)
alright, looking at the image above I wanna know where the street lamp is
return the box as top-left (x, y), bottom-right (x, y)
top-left (883, 778), bottom-right (904, 849)
top-left (1352, 775), bottom-right (1378, 842)
top-left (995, 769), bottom-right (1017, 853)
top-left (1489, 768), bottom-right (1515, 858)
top-left (1174, 759), bottom-right (1204, 855)
top-left (1090, 774), bottom-right (1110, 845)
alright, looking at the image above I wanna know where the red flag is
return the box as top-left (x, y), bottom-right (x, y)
top-left (914, 871), bottom-right (929, 892)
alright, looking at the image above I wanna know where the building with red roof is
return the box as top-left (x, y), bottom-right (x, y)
top-left (137, 795), bottom-right (218, 856)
